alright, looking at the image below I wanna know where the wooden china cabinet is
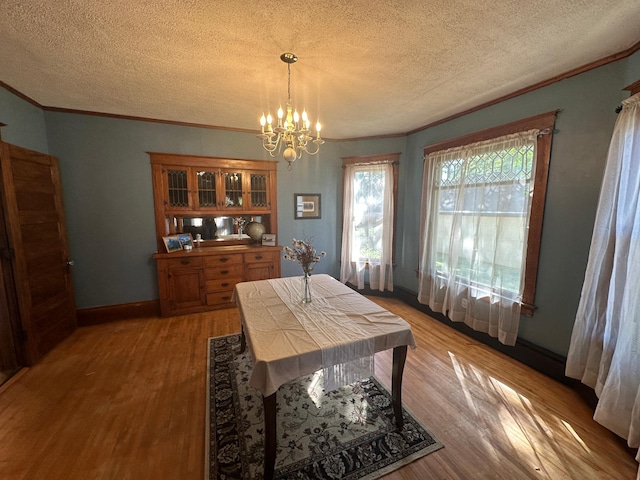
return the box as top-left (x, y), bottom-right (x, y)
top-left (150, 153), bottom-right (281, 317)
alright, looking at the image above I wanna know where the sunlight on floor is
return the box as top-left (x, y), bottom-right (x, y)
top-left (448, 350), bottom-right (592, 475)
top-left (562, 420), bottom-right (591, 453)
top-left (307, 370), bottom-right (325, 408)
top-left (306, 369), bottom-right (370, 423)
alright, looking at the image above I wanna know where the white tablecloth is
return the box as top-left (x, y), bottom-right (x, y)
top-left (233, 274), bottom-right (417, 396)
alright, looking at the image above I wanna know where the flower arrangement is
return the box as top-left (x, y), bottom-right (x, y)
top-left (283, 238), bottom-right (326, 275)
top-left (233, 217), bottom-right (247, 235)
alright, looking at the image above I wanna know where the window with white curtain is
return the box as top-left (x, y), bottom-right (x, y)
top-left (340, 154), bottom-right (398, 292)
top-left (418, 112), bottom-right (556, 345)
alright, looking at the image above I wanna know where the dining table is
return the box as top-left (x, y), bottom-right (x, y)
top-left (233, 274), bottom-right (417, 480)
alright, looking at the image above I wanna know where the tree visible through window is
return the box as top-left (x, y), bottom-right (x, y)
top-left (353, 168), bottom-right (386, 261)
top-left (340, 154), bottom-right (399, 292)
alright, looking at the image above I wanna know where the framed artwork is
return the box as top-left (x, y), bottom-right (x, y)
top-left (162, 235), bottom-right (182, 253)
top-left (262, 233), bottom-right (276, 246)
top-left (294, 193), bottom-right (321, 219)
top-left (177, 233), bottom-right (194, 248)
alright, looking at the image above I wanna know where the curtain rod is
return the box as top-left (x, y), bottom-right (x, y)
top-left (342, 160), bottom-right (399, 168)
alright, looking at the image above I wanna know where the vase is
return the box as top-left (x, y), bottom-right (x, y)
top-left (301, 272), bottom-right (312, 304)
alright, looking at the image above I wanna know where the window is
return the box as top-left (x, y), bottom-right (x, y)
top-left (340, 153), bottom-right (399, 292)
top-left (418, 111), bottom-right (556, 345)
top-left (435, 139), bottom-right (535, 294)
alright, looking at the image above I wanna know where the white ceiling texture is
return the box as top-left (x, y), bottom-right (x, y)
top-left (1, 1), bottom-right (639, 140)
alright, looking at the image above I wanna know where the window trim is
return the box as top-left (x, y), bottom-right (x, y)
top-left (624, 79), bottom-right (640, 96)
top-left (422, 111), bottom-right (558, 316)
top-left (342, 153), bottom-right (400, 264)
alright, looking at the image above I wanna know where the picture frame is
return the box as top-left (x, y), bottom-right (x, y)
top-left (294, 193), bottom-right (321, 219)
top-left (162, 235), bottom-right (182, 253)
top-left (177, 232), bottom-right (194, 248)
top-left (262, 233), bottom-right (276, 246)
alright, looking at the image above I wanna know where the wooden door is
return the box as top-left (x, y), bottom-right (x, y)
top-left (245, 261), bottom-right (275, 282)
top-left (0, 142), bottom-right (76, 364)
top-left (167, 267), bottom-right (206, 312)
top-left (0, 189), bottom-right (24, 382)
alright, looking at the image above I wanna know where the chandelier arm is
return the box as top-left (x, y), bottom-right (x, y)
top-left (302, 143), bottom-right (321, 155)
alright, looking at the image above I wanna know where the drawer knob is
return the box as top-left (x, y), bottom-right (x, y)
top-left (255, 255), bottom-right (263, 260)
top-left (221, 282), bottom-right (229, 287)
top-left (222, 296), bottom-right (230, 301)
top-left (219, 257), bottom-right (229, 263)
top-left (181, 259), bottom-right (190, 265)
top-left (220, 270), bottom-right (228, 275)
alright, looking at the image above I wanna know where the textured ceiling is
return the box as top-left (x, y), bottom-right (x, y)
top-left (1, 1), bottom-right (639, 139)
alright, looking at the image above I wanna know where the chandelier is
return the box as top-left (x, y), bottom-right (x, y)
top-left (258, 53), bottom-right (324, 170)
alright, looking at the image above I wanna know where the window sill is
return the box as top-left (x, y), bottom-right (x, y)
top-left (414, 269), bottom-right (536, 317)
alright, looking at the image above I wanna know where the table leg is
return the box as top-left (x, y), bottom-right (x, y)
top-left (392, 345), bottom-right (407, 430)
top-left (263, 392), bottom-right (277, 480)
top-left (239, 325), bottom-right (246, 354)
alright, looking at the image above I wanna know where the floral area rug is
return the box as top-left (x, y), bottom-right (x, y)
top-left (206, 334), bottom-right (443, 480)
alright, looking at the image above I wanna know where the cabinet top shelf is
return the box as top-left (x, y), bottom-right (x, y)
top-left (153, 243), bottom-right (283, 260)
top-left (149, 152), bottom-right (278, 171)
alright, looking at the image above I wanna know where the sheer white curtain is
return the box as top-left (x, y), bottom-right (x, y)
top-left (566, 93), bottom-right (640, 473)
top-left (340, 162), bottom-right (394, 291)
top-left (417, 130), bottom-right (539, 346)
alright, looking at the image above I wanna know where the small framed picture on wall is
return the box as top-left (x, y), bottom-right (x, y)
top-left (294, 193), bottom-right (321, 219)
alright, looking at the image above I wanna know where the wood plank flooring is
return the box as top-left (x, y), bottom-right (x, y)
top-left (0, 297), bottom-right (636, 479)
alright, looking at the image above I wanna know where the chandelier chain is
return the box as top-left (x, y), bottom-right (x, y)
top-left (287, 63), bottom-right (291, 103)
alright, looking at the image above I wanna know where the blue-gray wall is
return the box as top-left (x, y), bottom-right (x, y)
top-left (0, 88), bottom-right (48, 152)
top-left (1, 52), bottom-right (638, 358)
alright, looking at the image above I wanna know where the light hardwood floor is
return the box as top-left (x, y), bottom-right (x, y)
top-left (0, 297), bottom-right (636, 479)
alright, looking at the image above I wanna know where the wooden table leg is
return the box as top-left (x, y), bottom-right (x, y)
top-left (239, 324), bottom-right (246, 354)
top-left (263, 392), bottom-right (277, 480)
top-left (392, 345), bottom-right (407, 430)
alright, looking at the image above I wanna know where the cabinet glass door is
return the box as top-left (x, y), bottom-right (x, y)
top-left (166, 168), bottom-right (189, 208)
top-left (197, 170), bottom-right (218, 208)
top-left (223, 171), bottom-right (243, 208)
top-left (249, 172), bottom-right (269, 209)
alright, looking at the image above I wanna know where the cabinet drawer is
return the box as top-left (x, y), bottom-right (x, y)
top-left (204, 264), bottom-right (244, 279)
top-left (207, 291), bottom-right (235, 306)
top-left (163, 256), bottom-right (204, 269)
top-left (243, 251), bottom-right (279, 263)
top-left (205, 277), bottom-right (243, 293)
top-left (204, 254), bottom-right (243, 268)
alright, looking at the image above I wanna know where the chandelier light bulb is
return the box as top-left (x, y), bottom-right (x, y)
top-left (277, 107), bottom-right (283, 119)
top-left (316, 122), bottom-right (322, 134)
top-left (260, 114), bottom-right (266, 126)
